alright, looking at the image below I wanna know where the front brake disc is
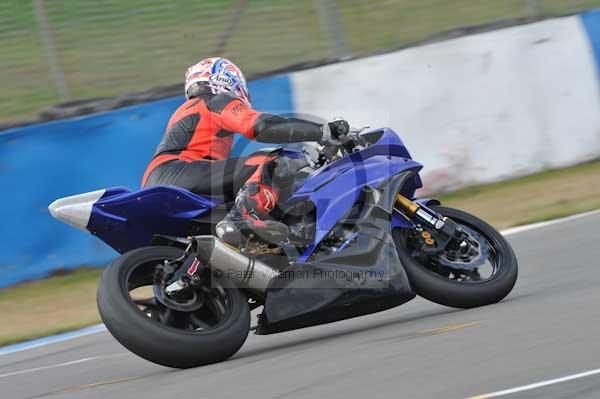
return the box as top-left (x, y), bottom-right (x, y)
top-left (435, 226), bottom-right (490, 270)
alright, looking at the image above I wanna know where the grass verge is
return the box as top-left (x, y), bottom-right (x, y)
top-left (3, 0), bottom-right (600, 123)
top-left (438, 160), bottom-right (600, 229)
top-left (0, 269), bottom-right (103, 347)
top-left (1, 160), bottom-right (599, 346)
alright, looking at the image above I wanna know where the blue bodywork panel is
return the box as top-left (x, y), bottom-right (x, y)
top-left (88, 186), bottom-right (222, 253)
top-left (288, 129), bottom-right (423, 260)
top-left (87, 128), bottom-right (425, 258)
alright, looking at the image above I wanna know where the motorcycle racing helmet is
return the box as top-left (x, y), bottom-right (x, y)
top-left (184, 57), bottom-right (250, 105)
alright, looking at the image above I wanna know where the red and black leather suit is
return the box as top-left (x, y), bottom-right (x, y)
top-left (142, 91), bottom-right (322, 213)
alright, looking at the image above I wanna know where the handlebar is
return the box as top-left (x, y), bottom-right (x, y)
top-left (302, 126), bottom-right (372, 169)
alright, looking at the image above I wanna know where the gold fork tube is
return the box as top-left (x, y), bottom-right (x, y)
top-left (395, 194), bottom-right (419, 217)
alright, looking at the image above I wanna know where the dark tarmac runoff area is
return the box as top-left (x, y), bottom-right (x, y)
top-left (1, 211), bottom-right (599, 399)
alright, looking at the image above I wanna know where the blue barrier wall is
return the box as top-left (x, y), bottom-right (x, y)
top-left (3, 11), bottom-right (600, 288)
top-left (0, 74), bottom-right (294, 287)
top-left (582, 10), bottom-right (600, 81)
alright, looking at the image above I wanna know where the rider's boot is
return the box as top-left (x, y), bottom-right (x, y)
top-left (216, 183), bottom-right (288, 246)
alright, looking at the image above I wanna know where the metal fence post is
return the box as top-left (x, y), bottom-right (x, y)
top-left (214, 0), bottom-right (248, 55)
top-left (314, 0), bottom-right (350, 59)
top-left (527, 0), bottom-right (542, 16)
top-left (33, 0), bottom-right (69, 101)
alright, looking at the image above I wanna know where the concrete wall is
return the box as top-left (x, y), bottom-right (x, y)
top-left (1, 10), bottom-right (600, 286)
top-left (292, 12), bottom-right (600, 193)
top-left (0, 76), bottom-right (293, 287)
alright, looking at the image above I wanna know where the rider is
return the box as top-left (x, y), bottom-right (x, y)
top-left (142, 57), bottom-right (349, 245)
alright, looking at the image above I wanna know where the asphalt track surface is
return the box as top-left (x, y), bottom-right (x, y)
top-left (1, 211), bottom-right (599, 399)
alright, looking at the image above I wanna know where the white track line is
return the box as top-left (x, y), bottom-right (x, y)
top-left (0, 357), bottom-right (97, 378)
top-left (468, 368), bottom-right (600, 398)
top-left (0, 324), bottom-right (106, 356)
top-left (1, 209), bottom-right (599, 356)
top-left (500, 209), bottom-right (600, 236)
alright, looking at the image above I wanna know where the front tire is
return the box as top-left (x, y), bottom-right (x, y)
top-left (394, 206), bottom-right (518, 309)
top-left (97, 246), bottom-right (250, 368)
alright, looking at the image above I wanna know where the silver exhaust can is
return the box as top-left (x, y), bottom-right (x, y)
top-left (195, 236), bottom-right (279, 295)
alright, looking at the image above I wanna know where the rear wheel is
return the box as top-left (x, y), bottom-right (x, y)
top-left (97, 246), bottom-right (250, 368)
top-left (394, 206), bottom-right (518, 308)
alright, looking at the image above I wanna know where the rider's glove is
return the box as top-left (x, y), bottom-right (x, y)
top-left (319, 119), bottom-right (350, 145)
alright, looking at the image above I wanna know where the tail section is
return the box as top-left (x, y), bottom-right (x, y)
top-left (49, 186), bottom-right (222, 254)
top-left (48, 189), bottom-right (107, 231)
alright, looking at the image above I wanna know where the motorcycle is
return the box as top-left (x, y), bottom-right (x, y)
top-left (49, 127), bottom-right (518, 368)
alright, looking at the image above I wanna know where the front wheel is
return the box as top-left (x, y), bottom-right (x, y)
top-left (97, 246), bottom-right (250, 368)
top-left (394, 206), bottom-right (518, 309)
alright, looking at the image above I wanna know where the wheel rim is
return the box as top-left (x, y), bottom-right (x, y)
top-left (397, 212), bottom-right (504, 285)
top-left (123, 256), bottom-right (234, 332)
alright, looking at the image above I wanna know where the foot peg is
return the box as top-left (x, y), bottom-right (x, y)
top-left (216, 219), bottom-right (288, 246)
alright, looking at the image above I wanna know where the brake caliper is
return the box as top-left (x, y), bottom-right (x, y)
top-left (153, 244), bottom-right (206, 312)
top-left (396, 194), bottom-right (466, 250)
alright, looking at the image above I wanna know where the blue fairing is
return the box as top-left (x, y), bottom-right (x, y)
top-left (88, 186), bottom-right (222, 253)
top-left (86, 128), bottom-right (424, 259)
top-left (289, 128), bottom-right (423, 260)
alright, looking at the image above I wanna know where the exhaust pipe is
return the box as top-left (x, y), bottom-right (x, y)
top-left (195, 236), bottom-right (280, 295)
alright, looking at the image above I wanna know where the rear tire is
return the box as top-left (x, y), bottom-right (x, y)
top-left (97, 246), bottom-right (250, 368)
top-left (394, 206), bottom-right (518, 309)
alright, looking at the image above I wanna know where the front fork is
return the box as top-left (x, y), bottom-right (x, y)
top-left (395, 194), bottom-right (465, 253)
